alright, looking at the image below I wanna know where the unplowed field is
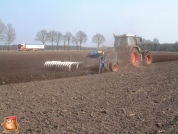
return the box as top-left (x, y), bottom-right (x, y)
top-left (0, 51), bottom-right (178, 133)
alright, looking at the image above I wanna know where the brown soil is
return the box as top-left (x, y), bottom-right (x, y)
top-left (0, 51), bottom-right (92, 85)
top-left (0, 51), bottom-right (178, 133)
top-left (151, 52), bottom-right (178, 62)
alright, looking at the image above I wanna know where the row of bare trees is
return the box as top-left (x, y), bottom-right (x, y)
top-left (139, 38), bottom-right (178, 52)
top-left (35, 29), bottom-right (106, 51)
top-left (0, 20), bottom-right (16, 51)
top-left (139, 38), bottom-right (160, 50)
top-left (35, 30), bottom-right (88, 51)
top-left (34, 30), bottom-right (178, 52)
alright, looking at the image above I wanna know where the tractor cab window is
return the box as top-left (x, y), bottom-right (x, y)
top-left (114, 37), bottom-right (127, 47)
top-left (114, 36), bottom-right (137, 47)
top-left (127, 37), bottom-right (137, 46)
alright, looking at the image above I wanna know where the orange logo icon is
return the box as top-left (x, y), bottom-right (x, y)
top-left (1, 116), bottom-right (19, 134)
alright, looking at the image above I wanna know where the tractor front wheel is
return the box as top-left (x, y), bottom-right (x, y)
top-left (109, 62), bottom-right (119, 72)
top-left (143, 52), bottom-right (152, 65)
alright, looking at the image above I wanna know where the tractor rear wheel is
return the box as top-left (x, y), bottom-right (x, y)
top-left (109, 62), bottom-right (119, 72)
top-left (129, 48), bottom-right (140, 67)
top-left (143, 52), bottom-right (152, 65)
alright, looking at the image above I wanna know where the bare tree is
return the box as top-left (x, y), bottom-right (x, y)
top-left (162, 44), bottom-right (170, 51)
top-left (62, 35), bottom-right (67, 51)
top-left (173, 43), bottom-right (178, 52)
top-left (152, 38), bottom-right (160, 51)
top-left (55, 31), bottom-right (62, 51)
top-left (140, 38), bottom-right (147, 50)
top-left (65, 32), bottom-right (73, 51)
top-left (142, 38), bottom-right (147, 44)
top-left (92, 33), bottom-right (105, 49)
top-left (153, 38), bottom-right (159, 44)
top-left (4, 24), bottom-right (16, 51)
top-left (72, 36), bottom-right (79, 51)
top-left (48, 30), bottom-right (57, 51)
top-left (0, 20), bottom-right (6, 41)
top-left (144, 40), bottom-right (152, 50)
top-left (35, 29), bottom-right (48, 44)
top-left (76, 30), bottom-right (87, 51)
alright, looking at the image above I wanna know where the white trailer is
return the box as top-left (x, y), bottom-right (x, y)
top-left (18, 44), bottom-right (44, 51)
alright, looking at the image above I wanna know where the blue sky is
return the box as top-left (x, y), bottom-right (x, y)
top-left (0, 0), bottom-right (178, 47)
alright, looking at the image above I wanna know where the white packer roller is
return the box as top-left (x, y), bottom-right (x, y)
top-left (44, 61), bottom-right (83, 71)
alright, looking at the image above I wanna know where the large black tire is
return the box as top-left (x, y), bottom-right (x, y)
top-left (109, 62), bottom-right (119, 72)
top-left (143, 52), bottom-right (152, 66)
top-left (128, 48), bottom-right (141, 67)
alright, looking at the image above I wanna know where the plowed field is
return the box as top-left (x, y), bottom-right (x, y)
top-left (0, 51), bottom-right (178, 133)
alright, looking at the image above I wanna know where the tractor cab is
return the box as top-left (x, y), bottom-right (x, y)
top-left (113, 34), bottom-right (142, 53)
top-left (114, 34), bottom-right (142, 47)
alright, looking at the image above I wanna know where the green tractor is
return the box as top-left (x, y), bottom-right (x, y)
top-left (85, 34), bottom-right (152, 73)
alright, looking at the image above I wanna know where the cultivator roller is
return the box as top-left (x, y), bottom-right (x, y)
top-left (44, 61), bottom-right (61, 69)
top-left (44, 61), bottom-right (83, 71)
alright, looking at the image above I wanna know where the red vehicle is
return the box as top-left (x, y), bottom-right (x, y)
top-left (18, 44), bottom-right (44, 51)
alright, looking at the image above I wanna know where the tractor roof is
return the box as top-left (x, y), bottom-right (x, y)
top-left (113, 34), bottom-right (136, 38)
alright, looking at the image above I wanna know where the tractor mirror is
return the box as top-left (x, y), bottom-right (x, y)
top-left (137, 37), bottom-right (142, 44)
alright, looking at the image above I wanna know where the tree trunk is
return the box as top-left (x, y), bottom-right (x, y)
top-left (52, 42), bottom-right (53, 51)
top-left (80, 43), bottom-right (82, 51)
top-left (8, 44), bottom-right (10, 51)
top-left (57, 43), bottom-right (58, 51)
top-left (97, 43), bottom-right (99, 50)
top-left (68, 40), bottom-right (69, 51)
